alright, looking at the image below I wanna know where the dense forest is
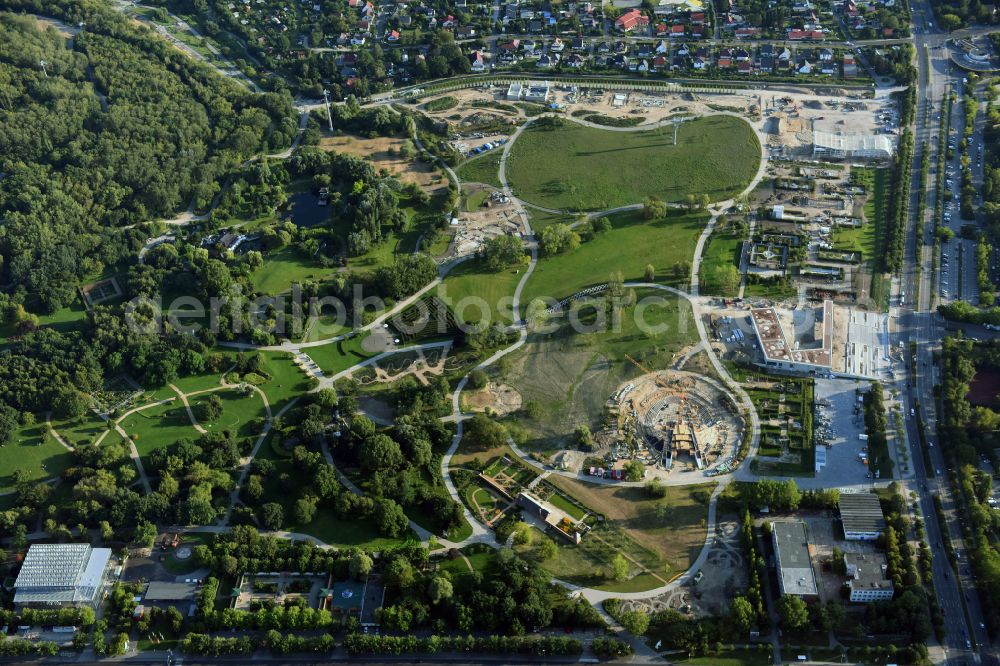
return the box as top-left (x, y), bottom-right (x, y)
top-left (0, 1), bottom-right (296, 312)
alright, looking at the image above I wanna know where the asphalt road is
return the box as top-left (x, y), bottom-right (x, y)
top-left (897, 1), bottom-right (995, 662)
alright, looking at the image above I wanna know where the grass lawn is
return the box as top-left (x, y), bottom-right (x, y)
top-left (0, 423), bottom-right (74, 492)
top-left (169, 356), bottom-right (237, 394)
top-left (251, 245), bottom-right (331, 295)
top-left (544, 490), bottom-right (587, 521)
top-left (195, 389), bottom-right (267, 439)
top-left (289, 511), bottom-right (414, 549)
top-left (437, 257), bottom-right (524, 327)
top-left (258, 352), bottom-right (311, 413)
top-left (520, 209), bottom-right (704, 309)
top-left (0, 299), bottom-right (89, 345)
top-left (836, 167), bottom-right (889, 309)
top-left (302, 313), bottom-right (351, 343)
top-left (504, 292), bottom-right (698, 450)
top-left (699, 230), bottom-right (744, 297)
top-left (439, 546), bottom-right (496, 593)
top-left (506, 116), bottom-right (760, 211)
top-left (305, 336), bottom-right (373, 376)
top-left (253, 440), bottom-right (411, 549)
top-left (546, 476), bottom-right (713, 579)
top-left (456, 154), bottom-right (503, 188)
top-left (50, 412), bottom-right (109, 449)
top-left (527, 208), bottom-right (578, 232)
top-left (464, 188), bottom-right (491, 212)
top-left (744, 280), bottom-right (797, 300)
top-left (347, 227), bottom-right (424, 276)
top-left (122, 401), bottom-right (200, 464)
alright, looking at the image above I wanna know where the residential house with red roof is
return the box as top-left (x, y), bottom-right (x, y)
top-left (615, 8), bottom-right (649, 32)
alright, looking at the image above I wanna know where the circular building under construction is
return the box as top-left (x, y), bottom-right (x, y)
top-left (608, 370), bottom-right (744, 475)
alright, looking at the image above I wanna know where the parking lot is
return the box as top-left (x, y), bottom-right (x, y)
top-left (810, 378), bottom-right (876, 490)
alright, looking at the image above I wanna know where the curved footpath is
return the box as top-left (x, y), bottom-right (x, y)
top-left (116, 97), bottom-right (771, 618)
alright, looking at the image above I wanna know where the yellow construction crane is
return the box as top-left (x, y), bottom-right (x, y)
top-left (625, 354), bottom-right (668, 388)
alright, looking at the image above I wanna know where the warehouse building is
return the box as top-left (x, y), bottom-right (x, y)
top-left (14, 544), bottom-right (113, 609)
top-left (771, 520), bottom-right (818, 598)
top-left (812, 131), bottom-right (894, 160)
top-left (839, 492), bottom-right (886, 540)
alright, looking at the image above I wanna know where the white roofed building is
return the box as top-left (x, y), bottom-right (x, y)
top-left (812, 131), bottom-right (894, 160)
top-left (14, 544), bottom-right (113, 608)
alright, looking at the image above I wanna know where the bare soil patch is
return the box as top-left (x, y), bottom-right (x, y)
top-left (464, 382), bottom-right (522, 416)
top-left (319, 134), bottom-right (444, 192)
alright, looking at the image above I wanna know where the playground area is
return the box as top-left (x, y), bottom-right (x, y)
top-left (612, 516), bottom-right (746, 618)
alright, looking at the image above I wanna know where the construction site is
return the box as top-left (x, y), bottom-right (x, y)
top-left (606, 368), bottom-right (744, 476)
top-left (451, 187), bottom-right (526, 256)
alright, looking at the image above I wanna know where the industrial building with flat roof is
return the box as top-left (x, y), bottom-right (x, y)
top-left (812, 131), bottom-right (895, 159)
top-left (771, 520), bottom-right (818, 598)
top-left (14, 544), bottom-right (113, 608)
top-left (839, 492), bottom-right (886, 540)
top-left (843, 552), bottom-right (893, 602)
top-left (143, 581), bottom-right (198, 602)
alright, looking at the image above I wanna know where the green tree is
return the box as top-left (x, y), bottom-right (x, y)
top-left (620, 610), bottom-right (650, 636)
top-left (778, 595), bottom-right (809, 632)
top-left (623, 460), bottom-right (645, 481)
top-left (730, 596), bottom-right (755, 634)
top-left (539, 224), bottom-right (581, 256)
top-left (360, 434), bottom-right (404, 472)
top-left (642, 196), bottom-right (668, 220)
top-left (480, 234), bottom-right (525, 271)
top-left (538, 537), bottom-right (558, 561)
top-left (133, 522), bottom-right (157, 548)
top-left (197, 394), bottom-right (223, 422)
top-left (0, 406), bottom-right (20, 446)
top-left (575, 424), bottom-right (594, 451)
top-left (349, 551), bottom-right (373, 579)
top-left (52, 388), bottom-right (88, 419)
top-left (469, 369), bottom-right (489, 390)
top-left (513, 521), bottom-right (534, 545)
top-left (463, 414), bottom-right (508, 451)
top-left (244, 475), bottom-right (264, 503)
top-left (375, 498), bottom-right (408, 537)
top-left (428, 576), bottom-right (454, 604)
top-left (261, 502), bottom-right (285, 531)
top-left (294, 496), bottom-right (317, 524)
top-left (645, 479), bottom-right (668, 498)
top-left (611, 553), bottom-right (629, 581)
